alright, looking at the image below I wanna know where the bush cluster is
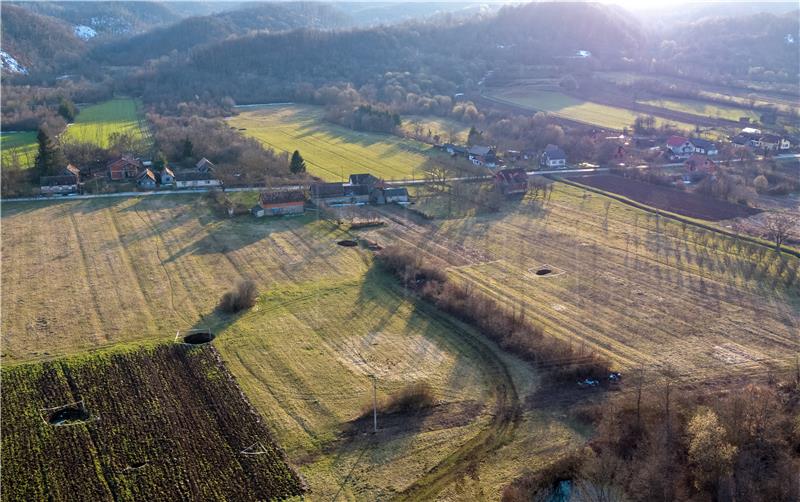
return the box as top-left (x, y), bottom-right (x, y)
top-left (218, 280), bottom-right (258, 313)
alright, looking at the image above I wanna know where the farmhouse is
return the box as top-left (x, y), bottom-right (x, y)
top-left (161, 166), bottom-right (175, 185)
top-left (174, 171), bottom-right (221, 189)
top-left (757, 134), bottom-right (781, 151)
top-left (468, 145), bottom-right (497, 166)
top-left (195, 157), bottom-right (215, 173)
top-left (684, 154), bottom-right (716, 174)
top-left (107, 155), bottom-right (141, 180)
top-left (136, 168), bottom-right (158, 189)
top-left (40, 174), bottom-right (78, 195)
top-left (665, 136), bottom-right (695, 158)
top-left (494, 168), bottom-right (528, 196)
top-left (691, 138), bottom-right (718, 156)
top-left (310, 182), bottom-right (370, 206)
top-left (371, 186), bottom-right (410, 205)
top-left (540, 144), bottom-right (567, 168)
top-left (254, 190), bottom-right (305, 216)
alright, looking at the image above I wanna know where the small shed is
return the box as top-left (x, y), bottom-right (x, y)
top-left (259, 190), bottom-right (305, 216)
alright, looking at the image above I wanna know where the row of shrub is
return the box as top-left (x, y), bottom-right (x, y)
top-left (376, 246), bottom-right (611, 383)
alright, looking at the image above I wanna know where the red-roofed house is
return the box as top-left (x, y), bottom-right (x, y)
top-left (107, 156), bottom-right (141, 181)
top-left (684, 154), bottom-right (716, 173)
top-left (666, 136), bottom-right (695, 158)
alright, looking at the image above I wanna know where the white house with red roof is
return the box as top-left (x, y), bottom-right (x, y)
top-left (665, 136), bottom-right (695, 158)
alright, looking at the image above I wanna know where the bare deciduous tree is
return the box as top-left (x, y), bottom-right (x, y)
top-left (761, 210), bottom-right (797, 249)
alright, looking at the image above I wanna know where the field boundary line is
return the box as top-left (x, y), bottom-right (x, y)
top-left (553, 176), bottom-right (800, 259)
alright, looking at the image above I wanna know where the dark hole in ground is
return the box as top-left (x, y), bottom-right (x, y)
top-left (48, 406), bottom-right (89, 425)
top-left (183, 332), bottom-right (215, 344)
top-left (337, 240), bottom-right (358, 247)
top-left (129, 461), bottom-right (147, 469)
top-left (536, 268), bottom-right (553, 276)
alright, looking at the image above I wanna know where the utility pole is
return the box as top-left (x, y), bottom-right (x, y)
top-left (371, 374), bottom-right (377, 433)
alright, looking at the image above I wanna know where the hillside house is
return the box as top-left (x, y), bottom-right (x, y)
top-left (40, 174), bottom-right (78, 195)
top-left (310, 182), bottom-right (370, 206)
top-left (691, 138), bottom-right (718, 156)
top-left (665, 136), bottom-right (695, 158)
top-left (174, 171), bottom-right (221, 189)
top-left (371, 186), bottom-right (410, 205)
top-left (494, 168), bottom-right (528, 196)
top-left (779, 137), bottom-right (793, 150)
top-left (684, 154), bottom-right (716, 174)
top-left (757, 134), bottom-right (781, 151)
top-left (540, 144), bottom-right (567, 168)
top-left (137, 168), bottom-right (158, 189)
top-left (107, 156), bottom-right (141, 181)
top-left (195, 157), bottom-right (215, 173)
top-left (468, 145), bottom-right (497, 166)
top-left (254, 190), bottom-right (305, 216)
top-left (161, 166), bottom-right (175, 185)
top-left (443, 143), bottom-right (468, 156)
top-left (63, 163), bottom-right (82, 182)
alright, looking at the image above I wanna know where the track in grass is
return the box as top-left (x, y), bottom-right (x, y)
top-left (228, 104), bottom-right (447, 182)
top-left (1, 344), bottom-right (304, 501)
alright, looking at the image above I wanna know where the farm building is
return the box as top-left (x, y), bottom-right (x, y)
top-left (443, 143), bottom-right (468, 156)
top-left (665, 136), bottom-right (695, 158)
top-left (468, 145), bottom-right (497, 166)
top-left (684, 154), bottom-right (716, 174)
top-left (195, 157), bottom-right (215, 172)
top-left (757, 134), bottom-right (782, 150)
top-left (494, 168), bottom-right (528, 196)
top-left (691, 138), bottom-right (718, 156)
top-left (63, 163), bottom-right (82, 182)
top-left (255, 190), bottom-right (306, 216)
top-left (161, 166), bottom-right (175, 185)
top-left (40, 174), bottom-right (78, 195)
top-left (310, 182), bottom-right (370, 206)
top-left (371, 186), bottom-right (410, 204)
top-left (137, 168), bottom-right (158, 189)
top-left (540, 144), bottom-right (567, 168)
top-left (107, 155), bottom-right (141, 180)
top-left (174, 171), bottom-right (221, 189)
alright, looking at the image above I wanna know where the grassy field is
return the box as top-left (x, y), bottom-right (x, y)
top-left (1, 131), bottom-right (38, 169)
top-left (486, 87), bottom-right (697, 132)
top-left (400, 115), bottom-right (470, 144)
top-left (228, 105), bottom-right (451, 182)
top-left (639, 98), bottom-right (762, 124)
top-left (1, 194), bottom-right (582, 499)
top-left (62, 98), bottom-right (148, 148)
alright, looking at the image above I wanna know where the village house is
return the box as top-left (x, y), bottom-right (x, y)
top-left (494, 168), bottom-right (528, 196)
top-left (252, 190), bottom-right (305, 217)
top-left (468, 145), bottom-right (497, 167)
top-left (691, 138), bottom-right (718, 156)
top-left (371, 186), bottom-right (410, 205)
top-left (136, 168), bottom-right (158, 189)
top-left (757, 134), bottom-right (782, 151)
top-left (40, 174), bottom-right (78, 195)
top-left (665, 135), bottom-right (695, 158)
top-left (443, 143), bottom-right (468, 156)
top-left (174, 171), bottom-right (221, 189)
top-left (684, 154), bottom-right (716, 174)
top-left (540, 144), bottom-right (567, 168)
top-left (107, 155), bottom-right (141, 181)
top-left (310, 182), bottom-right (370, 206)
top-left (64, 163), bottom-right (82, 182)
top-left (161, 166), bottom-right (175, 186)
top-left (195, 157), bottom-right (215, 173)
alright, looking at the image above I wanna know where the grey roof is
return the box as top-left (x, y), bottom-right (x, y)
top-left (691, 138), bottom-right (716, 150)
top-left (468, 145), bottom-right (493, 156)
top-left (260, 190), bottom-right (305, 205)
top-left (41, 175), bottom-right (77, 186)
top-left (384, 187), bottom-right (409, 197)
top-left (542, 144), bottom-right (566, 160)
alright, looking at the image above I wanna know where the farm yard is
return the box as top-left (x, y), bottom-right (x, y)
top-left (565, 174), bottom-right (762, 221)
top-left (484, 87), bottom-right (696, 132)
top-left (1, 131), bottom-right (38, 169)
top-left (62, 98), bottom-right (149, 148)
top-left (228, 105), bottom-right (451, 181)
top-left (1, 344), bottom-right (303, 501)
top-left (2, 179), bottom-right (798, 499)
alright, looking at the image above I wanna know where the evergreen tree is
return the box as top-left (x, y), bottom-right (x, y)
top-left (181, 137), bottom-right (194, 160)
top-left (57, 98), bottom-right (78, 122)
top-left (467, 126), bottom-right (483, 146)
top-left (35, 128), bottom-right (65, 177)
top-left (289, 150), bottom-right (306, 174)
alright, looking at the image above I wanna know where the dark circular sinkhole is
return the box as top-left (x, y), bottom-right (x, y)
top-left (48, 406), bottom-right (89, 425)
top-left (337, 239), bottom-right (358, 247)
top-left (183, 332), bottom-right (215, 345)
top-left (535, 268), bottom-right (553, 276)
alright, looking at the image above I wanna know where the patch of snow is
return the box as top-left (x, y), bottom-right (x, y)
top-left (0, 51), bottom-right (28, 74)
top-left (575, 49), bottom-right (592, 58)
top-left (785, 34), bottom-right (795, 44)
top-left (74, 25), bottom-right (97, 40)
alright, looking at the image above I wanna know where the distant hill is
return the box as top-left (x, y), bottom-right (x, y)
top-left (92, 2), bottom-right (353, 65)
top-left (0, 4), bottom-right (86, 75)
